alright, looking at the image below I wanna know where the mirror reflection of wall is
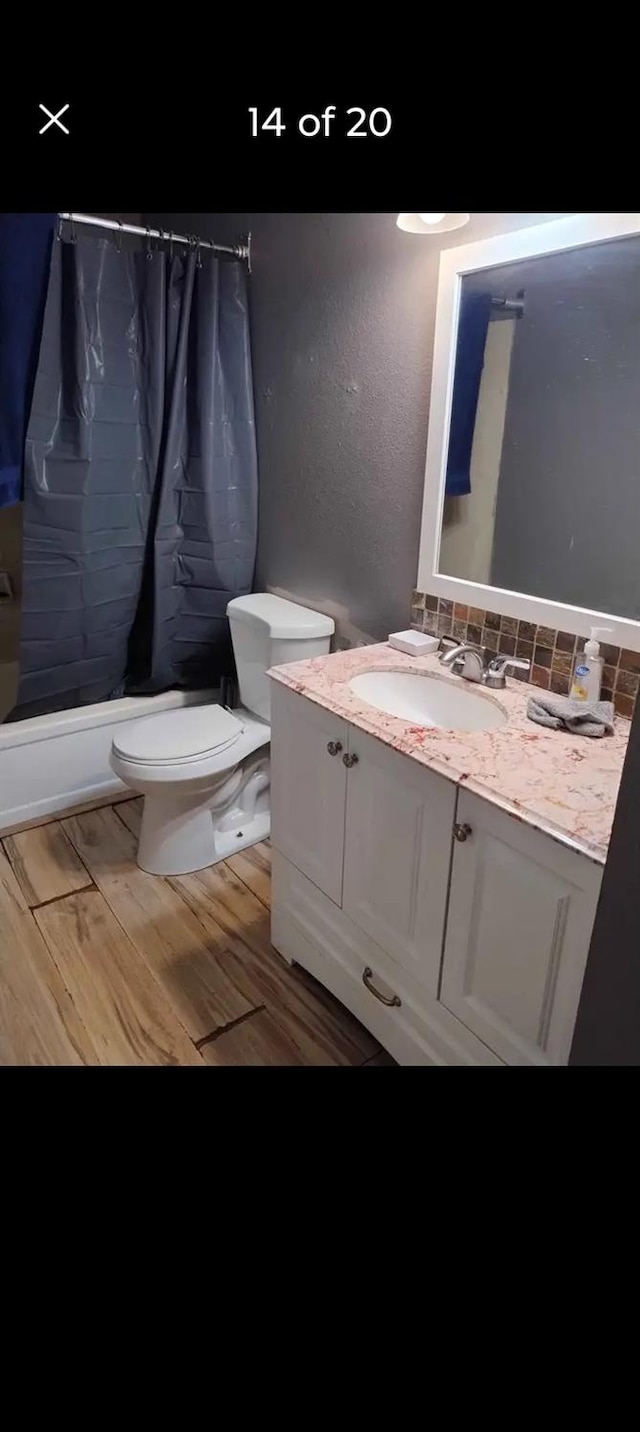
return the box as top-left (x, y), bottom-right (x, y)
top-left (437, 235), bottom-right (640, 621)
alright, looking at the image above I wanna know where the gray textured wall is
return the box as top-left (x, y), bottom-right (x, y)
top-left (489, 238), bottom-right (640, 618)
top-left (147, 213), bottom-right (570, 643)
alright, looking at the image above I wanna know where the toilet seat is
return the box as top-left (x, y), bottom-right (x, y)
top-left (112, 705), bottom-right (244, 768)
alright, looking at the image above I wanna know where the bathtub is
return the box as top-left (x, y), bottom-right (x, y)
top-left (0, 687), bottom-right (216, 834)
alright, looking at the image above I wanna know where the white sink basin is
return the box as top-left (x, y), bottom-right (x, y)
top-left (349, 671), bottom-right (507, 732)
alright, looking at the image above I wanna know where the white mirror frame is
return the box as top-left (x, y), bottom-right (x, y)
top-left (417, 212), bottom-right (640, 651)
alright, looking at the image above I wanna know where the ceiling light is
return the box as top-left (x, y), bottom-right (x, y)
top-left (397, 213), bottom-right (471, 235)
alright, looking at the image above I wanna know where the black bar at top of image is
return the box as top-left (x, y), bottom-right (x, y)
top-left (8, 92), bottom-right (413, 211)
top-left (4, 90), bottom-right (597, 212)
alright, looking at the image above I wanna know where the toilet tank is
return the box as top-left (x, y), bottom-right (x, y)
top-left (227, 594), bottom-right (335, 722)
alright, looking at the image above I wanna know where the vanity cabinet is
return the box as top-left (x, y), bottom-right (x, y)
top-left (270, 683), bottom-right (602, 1066)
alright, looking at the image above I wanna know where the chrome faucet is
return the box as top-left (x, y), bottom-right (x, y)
top-left (440, 642), bottom-right (491, 683)
top-left (440, 641), bottom-right (531, 689)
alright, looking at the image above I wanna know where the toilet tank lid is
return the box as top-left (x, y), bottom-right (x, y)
top-left (227, 594), bottom-right (335, 639)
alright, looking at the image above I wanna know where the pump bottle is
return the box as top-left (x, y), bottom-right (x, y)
top-left (569, 628), bottom-right (613, 703)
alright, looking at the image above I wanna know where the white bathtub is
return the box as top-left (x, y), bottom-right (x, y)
top-left (0, 687), bottom-right (216, 834)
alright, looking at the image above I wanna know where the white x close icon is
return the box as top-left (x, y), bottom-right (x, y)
top-left (39, 103), bottom-right (69, 135)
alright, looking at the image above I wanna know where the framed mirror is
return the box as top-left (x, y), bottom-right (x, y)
top-left (417, 213), bottom-right (640, 651)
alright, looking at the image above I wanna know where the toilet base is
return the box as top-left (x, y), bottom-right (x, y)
top-left (136, 752), bottom-right (271, 876)
top-left (138, 797), bottom-right (270, 876)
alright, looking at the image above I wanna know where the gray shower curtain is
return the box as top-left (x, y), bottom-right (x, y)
top-left (12, 230), bottom-right (257, 719)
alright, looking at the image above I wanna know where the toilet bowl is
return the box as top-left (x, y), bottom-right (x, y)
top-left (110, 594), bottom-right (334, 875)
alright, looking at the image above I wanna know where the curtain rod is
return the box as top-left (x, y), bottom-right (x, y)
top-left (491, 297), bottom-right (525, 316)
top-left (59, 213), bottom-right (250, 264)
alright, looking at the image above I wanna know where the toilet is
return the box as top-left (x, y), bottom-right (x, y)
top-left (109, 594), bottom-right (335, 876)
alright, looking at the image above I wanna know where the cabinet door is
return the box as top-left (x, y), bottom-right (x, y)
top-left (440, 791), bottom-right (603, 1066)
top-left (342, 727), bottom-right (456, 991)
top-left (270, 683), bottom-right (348, 906)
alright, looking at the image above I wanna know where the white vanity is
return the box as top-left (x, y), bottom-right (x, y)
top-left (270, 213), bottom-right (640, 1066)
top-left (268, 647), bottom-right (626, 1067)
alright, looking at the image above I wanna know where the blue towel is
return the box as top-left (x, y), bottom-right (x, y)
top-left (445, 290), bottom-right (492, 497)
top-left (0, 213), bottom-right (55, 509)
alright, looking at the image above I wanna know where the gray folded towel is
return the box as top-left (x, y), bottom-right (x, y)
top-left (527, 693), bottom-right (615, 738)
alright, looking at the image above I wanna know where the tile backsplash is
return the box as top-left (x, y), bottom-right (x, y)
top-left (411, 593), bottom-right (639, 720)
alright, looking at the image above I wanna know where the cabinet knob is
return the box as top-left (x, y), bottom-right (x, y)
top-left (327, 741), bottom-right (343, 757)
top-left (343, 753), bottom-right (359, 768)
top-left (454, 823), bottom-right (473, 843)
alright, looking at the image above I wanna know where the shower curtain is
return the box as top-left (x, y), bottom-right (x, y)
top-left (0, 214), bottom-right (55, 509)
top-left (11, 229), bottom-right (257, 720)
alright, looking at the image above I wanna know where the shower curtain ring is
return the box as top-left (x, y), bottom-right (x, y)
top-left (146, 226), bottom-right (153, 260)
top-left (195, 239), bottom-right (202, 269)
top-left (56, 214), bottom-right (64, 242)
top-left (69, 217), bottom-right (77, 244)
top-left (116, 218), bottom-right (124, 253)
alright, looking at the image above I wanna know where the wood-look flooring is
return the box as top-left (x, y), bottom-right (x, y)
top-left (0, 799), bottom-right (395, 1067)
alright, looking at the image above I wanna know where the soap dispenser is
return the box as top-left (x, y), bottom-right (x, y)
top-left (569, 627), bottom-right (613, 703)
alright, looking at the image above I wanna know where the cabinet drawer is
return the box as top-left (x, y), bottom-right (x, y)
top-left (272, 851), bottom-right (502, 1067)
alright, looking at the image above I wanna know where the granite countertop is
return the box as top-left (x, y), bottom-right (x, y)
top-left (269, 643), bottom-right (630, 866)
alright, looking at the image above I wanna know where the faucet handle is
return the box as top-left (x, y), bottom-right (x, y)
top-left (484, 656), bottom-right (531, 689)
top-left (492, 656), bottom-right (531, 673)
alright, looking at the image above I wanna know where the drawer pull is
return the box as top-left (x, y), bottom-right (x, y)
top-left (454, 823), bottom-right (473, 843)
top-left (362, 966), bottom-right (401, 1008)
top-left (343, 753), bottom-right (359, 768)
top-left (327, 741), bottom-right (343, 757)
